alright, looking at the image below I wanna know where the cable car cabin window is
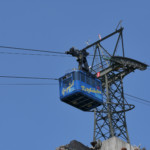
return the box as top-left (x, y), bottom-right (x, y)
top-left (90, 78), bottom-right (95, 87)
top-left (81, 73), bottom-right (85, 82)
top-left (63, 76), bottom-right (72, 88)
top-left (86, 76), bottom-right (91, 85)
top-left (86, 76), bottom-right (95, 87)
top-left (73, 72), bottom-right (80, 80)
top-left (95, 80), bottom-right (101, 90)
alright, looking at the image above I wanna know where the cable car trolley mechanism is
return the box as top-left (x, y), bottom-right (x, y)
top-left (59, 47), bottom-right (103, 111)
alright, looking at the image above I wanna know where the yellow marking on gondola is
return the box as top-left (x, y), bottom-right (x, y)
top-left (62, 80), bottom-right (74, 96)
top-left (81, 86), bottom-right (101, 94)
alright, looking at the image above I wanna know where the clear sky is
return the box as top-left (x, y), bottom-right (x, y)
top-left (0, 1), bottom-right (150, 150)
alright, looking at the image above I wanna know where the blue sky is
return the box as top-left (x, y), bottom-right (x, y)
top-left (0, 1), bottom-right (150, 150)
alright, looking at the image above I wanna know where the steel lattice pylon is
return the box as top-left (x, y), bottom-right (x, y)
top-left (91, 42), bottom-right (132, 143)
top-left (93, 68), bottom-right (131, 143)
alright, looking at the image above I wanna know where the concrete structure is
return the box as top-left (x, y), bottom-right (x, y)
top-left (56, 137), bottom-right (140, 150)
top-left (100, 137), bottom-right (138, 150)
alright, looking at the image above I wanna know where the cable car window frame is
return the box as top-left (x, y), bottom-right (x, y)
top-left (90, 78), bottom-right (95, 87)
top-left (62, 73), bottom-right (73, 88)
top-left (86, 76), bottom-right (91, 85)
top-left (81, 73), bottom-right (85, 83)
top-left (95, 80), bottom-right (101, 90)
top-left (73, 71), bottom-right (80, 80)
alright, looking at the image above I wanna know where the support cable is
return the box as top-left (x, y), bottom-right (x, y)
top-left (0, 83), bottom-right (58, 85)
top-left (127, 98), bottom-right (150, 107)
top-left (0, 75), bottom-right (58, 80)
top-left (125, 93), bottom-right (150, 104)
top-left (0, 45), bottom-right (65, 54)
top-left (0, 51), bottom-right (71, 57)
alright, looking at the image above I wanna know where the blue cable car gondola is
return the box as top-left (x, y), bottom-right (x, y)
top-left (59, 70), bottom-right (103, 111)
